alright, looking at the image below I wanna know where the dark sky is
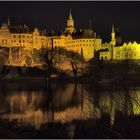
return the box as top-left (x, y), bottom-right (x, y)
top-left (0, 1), bottom-right (140, 43)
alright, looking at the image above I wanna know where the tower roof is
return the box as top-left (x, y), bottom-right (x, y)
top-left (7, 16), bottom-right (10, 26)
top-left (112, 24), bottom-right (115, 33)
top-left (69, 9), bottom-right (73, 20)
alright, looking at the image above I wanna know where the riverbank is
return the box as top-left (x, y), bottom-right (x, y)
top-left (0, 76), bottom-right (140, 87)
top-left (0, 64), bottom-right (140, 87)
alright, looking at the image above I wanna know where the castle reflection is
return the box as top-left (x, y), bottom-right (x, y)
top-left (0, 83), bottom-right (139, 129)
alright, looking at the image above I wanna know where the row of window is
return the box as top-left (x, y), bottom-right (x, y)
top-left (54, 39), bottom-right (94, 44)
top-left (54, 43), bottom-right (94, 47)
top-left (72, 44), bottom-right (93, 47)
top-left (13, 35), bottom-right (46, 40)
top-left (13, 35), bottom-right (32, 38)
top-left (54, 41), bottom-right (94, 45)
top-left (11, 39), bottom-right (47, 43)
top-left (12, 40), bottom-right (43, 44)
top-left (100, 53), bottom-right (137, 59)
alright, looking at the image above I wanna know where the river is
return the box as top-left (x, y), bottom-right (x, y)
top-left (0, 81), bottom-right (139, 138)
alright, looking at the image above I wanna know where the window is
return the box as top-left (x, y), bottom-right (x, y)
top-left (13, 35), bottom-right (16, 38)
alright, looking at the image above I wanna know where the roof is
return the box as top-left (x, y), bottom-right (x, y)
top-left (72, 29), bottom-right (95, 39)
top-left (97, 48), bottom-right (109, 53)
top-left (9, 25), bottom-right (31, 33)
top-left (8, 24), bottom-right (47, 36)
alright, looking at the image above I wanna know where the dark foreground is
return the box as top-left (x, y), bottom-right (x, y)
top-left (0, 114), bottom-right (140, 139)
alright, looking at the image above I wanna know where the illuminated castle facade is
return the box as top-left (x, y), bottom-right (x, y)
top-left (48, 11), bottom-right (102, 61)
top-left (0, 11), bottom-right (139, 67)
top-left (0, 19), bottom-right (48, 66)
top-left (0, 11), bottom-right (103, 66)
top-left (99, 25), bottom-right (140, 60)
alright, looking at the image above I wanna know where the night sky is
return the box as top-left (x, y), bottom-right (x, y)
top-left (0, 1), bottom-right (140, 43)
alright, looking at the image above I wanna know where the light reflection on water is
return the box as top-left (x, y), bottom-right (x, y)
top-left (0, 83), bottom-right (139, 129)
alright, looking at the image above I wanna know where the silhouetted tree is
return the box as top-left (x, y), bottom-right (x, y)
top-left (68, 51), bottom-right (84, 80)
top-left (39, 47), bottom-right (70, 79)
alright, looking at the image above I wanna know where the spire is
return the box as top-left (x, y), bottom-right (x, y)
top-left (112, 24), bottom-right (115, 33)
top-left (69, 9), bottom-right (73, 20)
top-left (7, 16), bottom-right (10, 26)
top-left (89, 19), bottom-right (91, 29)
top-left (89, 19), bottom-right (93, 29)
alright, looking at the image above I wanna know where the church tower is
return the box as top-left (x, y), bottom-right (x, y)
top-left (65, 10), bottom-right (75, 34)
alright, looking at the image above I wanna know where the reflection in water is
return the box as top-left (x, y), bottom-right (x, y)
top-left (0, 83), bottom-right (139, 130)
top-left (0, 84), bottom-right (95, 129)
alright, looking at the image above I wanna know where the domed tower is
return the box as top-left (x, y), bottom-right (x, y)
top-left (65, 10), bottom-right (75, 34)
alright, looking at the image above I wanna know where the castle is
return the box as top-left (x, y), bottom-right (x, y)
top-left (0, 11), bottom-right (139, 67)
top-left (100, 25), bottom-right (140, 61)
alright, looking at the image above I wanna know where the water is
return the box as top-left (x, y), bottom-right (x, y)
top-left (0, 81), bottom-right (139, 138)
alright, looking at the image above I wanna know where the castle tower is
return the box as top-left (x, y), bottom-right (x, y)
top-left (110, 24), bottom-right (116, 60)
top-left (111, 24), bottom-right (115, 42)
top-left (110, 24), bottom-right (116, 47)
top-left (7, 16), bottom-right (10, 26)
top-left (65, 10), bottom-right (75, 34)
top-left (115, 28), bottom-right (122, 45)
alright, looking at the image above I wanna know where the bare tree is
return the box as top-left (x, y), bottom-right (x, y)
top-left (68, 51), bottom-right (84, 80)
